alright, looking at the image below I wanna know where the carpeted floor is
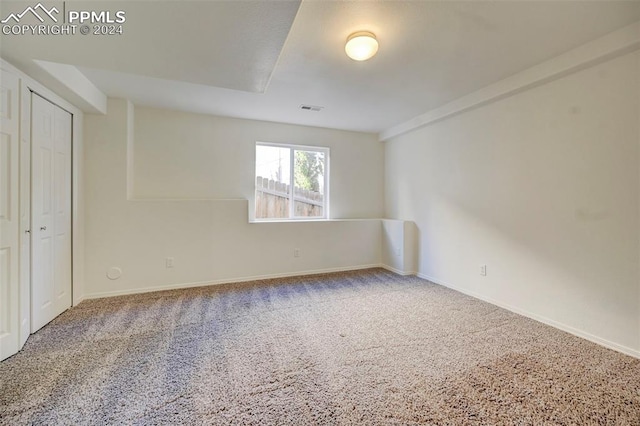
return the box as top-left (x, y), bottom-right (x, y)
top-left (1, 269), bottom-right (639, 425)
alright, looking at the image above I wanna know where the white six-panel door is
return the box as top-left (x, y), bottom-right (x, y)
top-left (0, 70), bottom-right (21, 361)
top-left (31, 93), bottom-right (71, 332)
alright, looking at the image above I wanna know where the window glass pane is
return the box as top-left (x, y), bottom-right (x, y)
top-left (255, 145), bottom-right (291, 219)
top-left (293, 150), bottom-right (325, 218)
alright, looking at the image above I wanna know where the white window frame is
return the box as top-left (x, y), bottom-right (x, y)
top-left (255, 142), bottom-right (330, 221)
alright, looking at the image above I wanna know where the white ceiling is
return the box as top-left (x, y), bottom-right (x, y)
top-left (1, 1), bottom-right (301, 93)
top-left (3, 1), bottom-right (640, 133)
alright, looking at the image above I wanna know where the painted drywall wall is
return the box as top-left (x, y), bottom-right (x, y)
top-left (84, 100), bottom-right (383, 298)
top-left (132, 107), bottom-right (384, 219)
top-left (385, 51), bottom-right (640, 356)
top-left (382, 219), bottom-right (418, 274)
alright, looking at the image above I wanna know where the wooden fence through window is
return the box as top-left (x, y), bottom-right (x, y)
top-left (255, 176), bottom-right (324, 218)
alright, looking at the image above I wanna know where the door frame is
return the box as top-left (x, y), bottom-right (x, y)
top-left (1, 59), bottom-right (85, 353)
top-left (29, 90), bottom-right (74, 332)
top-left (22, 82), bottom-right (83, 308)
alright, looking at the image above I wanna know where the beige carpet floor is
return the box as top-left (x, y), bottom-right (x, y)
top-left (1, 268), bottom-right (639, 425)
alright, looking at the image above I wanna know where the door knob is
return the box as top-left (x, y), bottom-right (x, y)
top-left (25, 229), bottom-right (30, 234)
top-left (40, 226), bottom-right (47, 231)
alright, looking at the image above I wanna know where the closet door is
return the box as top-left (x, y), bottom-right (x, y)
top-left (19, 82), bottom-right (31, 346)
top-left (31, 94), bottom-right (71, 332)
top-left (0, 70), bottom-right (20, 361)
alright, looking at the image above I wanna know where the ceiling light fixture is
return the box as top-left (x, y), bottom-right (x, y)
top-left (345, 31), bottom-right (379, 61)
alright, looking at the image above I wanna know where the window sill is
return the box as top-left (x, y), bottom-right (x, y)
top-left (249, 218), bottom-right (330, 224)
top-left (248, 218), bottom-right (382, 224)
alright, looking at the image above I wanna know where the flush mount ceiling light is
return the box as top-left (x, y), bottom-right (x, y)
top-left (345, 31), bottom-right (379, 61)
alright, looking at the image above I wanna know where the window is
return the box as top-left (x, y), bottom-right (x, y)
top-left (255, 142), bottom-right (329, 220)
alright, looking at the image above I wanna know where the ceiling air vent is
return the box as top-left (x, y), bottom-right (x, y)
top-left (300, 104), bottom-right (324, 112)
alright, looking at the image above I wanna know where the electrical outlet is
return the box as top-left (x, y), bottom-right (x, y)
top-left (294, 248), bottom-right (300, 258)
top-left (166, 257), bottom-right (174, 268)
top-left (480, 265), bottom-right (487, 276)
top-left (395, 247), bottom-right (401, 257)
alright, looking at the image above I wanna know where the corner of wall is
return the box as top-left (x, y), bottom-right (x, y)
top-left (381, 219), bottom-right (417, 275)
top-left (383, 49), bottom-right (640, 356)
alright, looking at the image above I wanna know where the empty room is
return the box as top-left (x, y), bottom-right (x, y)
top-left (1, 0), bottom-right (639, 424)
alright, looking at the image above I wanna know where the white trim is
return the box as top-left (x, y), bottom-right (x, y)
top-left (249, 218), bottom-right (382, 224)
top-left (379, 21), bottom-right (640, 142)
top-left (256, 141), bottom-right (330, 152)
top-left (289, 146), bottom-right (295, 218)
top-left (417, 272), bottom-right (640, 360)
top-left (251, 218), bottom-right (332, 223)
top-left (381, 264), bottom-right (416, 276)
top-left (83, 264), bottom-right (383, 300)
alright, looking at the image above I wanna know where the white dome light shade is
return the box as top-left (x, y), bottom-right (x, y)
top-left (345, 31), bottom-right (379, 61)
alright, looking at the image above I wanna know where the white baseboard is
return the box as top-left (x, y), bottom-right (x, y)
top-left (83, 264), bottom-right (385, 300)
top-left (381, 264), bottom-right (417, 276)
top-left (417, 272), bottom-right (640, 360)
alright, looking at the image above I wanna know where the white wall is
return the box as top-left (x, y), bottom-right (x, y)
top-left (382, 219), bottom-right (418, 275)
top-left (385, 51), bottom-right (640, 356)
top-left (132, 107), bottom-right (383, 219)
top-left (84, 100), bottom-right (384, 298)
